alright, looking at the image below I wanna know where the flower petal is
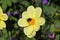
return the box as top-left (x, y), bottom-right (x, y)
top-left (24, 26), bottom-right (34, 36)
top-left (0, 14), bottom-right (8, 21)
top-left (22, 11), bottom-right (29, 19)
top-left (27, 6), bottom-right (35, 18)
top-left (35, 7), bottom-right (42, 17)
top-left (0, 7), bottom-right (3, 14)
top-left (32, 18), bottom-right (41, 31)
top-left (0, 26), bottom-right (4, 30)
top-left (33, 24), bottom-right (40, 32)
top-left (0, 21), bottom-right (6, 30)
top-left (27, 32), bottom-right (36, 38)
top-left (39, 17), bottom-right (45, 25)
top-left (18, 18), bottom-right (29, 27)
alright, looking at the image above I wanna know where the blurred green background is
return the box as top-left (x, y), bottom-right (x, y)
top-left (0, 0), bottom-right (60, 40)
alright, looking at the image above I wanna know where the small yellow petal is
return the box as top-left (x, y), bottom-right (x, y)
top-left (27, 6), bottom-right (35, 18)
top-left (27, 6), bottom-right (35, 13)
top-left (33, 24), bottom-right (40, 32)
top-left (0, 14), bottom-right (8, 21)
top-left (18, 18), bottom-right (29, 27)
top-left (22, 11), bottom-right (29, 19)
top-left (24, 26), bottom-right (34, 36)
top-left (27, 31), bottom-right (36, 38)
top-left (39, 17), bottom-right (45, 25)
top-left (35, 7), bottom-right (42, 17)
top-left (0, 21), bottom-right (6, 30)
top-left (0, 27), bottom-right (4, 30)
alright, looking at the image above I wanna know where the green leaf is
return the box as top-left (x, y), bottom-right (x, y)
top-left (1, 0), bottom-right (7, 11)
top-left (21, 1), bottom-right (30, 7)
top-left (54, 20), bottom-right (60, 28)
top-left (54, 35), bottom-right (60, 40)
top-left (12, 0), bottom-right (18, 3)
top-left (26, 37), bottom-right (36, 40)
top-left (2, 4), bottom-right (7, 12)
top-left (43, 5), bottom-right (56, 17)
top-left (7, 0), bottom-right (12, 7)
top-left (50, 24), bottom-right (55, 32)
top-left (30, 38), bottom-right (36, 40)
top-left (0, 37), bottom-right (4, 40)
top-left (14, 23), bottom-right (18, 29)
top-left (36, 0), bottom-right (41, 6)
top-left (54, 20), bottom-right (60, 33)
top-left (0, 29), bottom-right (8, 40)
top-left (19, 6), bottom-right (24, 12)
top-left (10, 16), bottom-right (18, 21)
top-left (9, 8), bottom-right (13, 12)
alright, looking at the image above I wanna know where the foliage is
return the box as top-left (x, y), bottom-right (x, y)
top-left (0, 0), bottom-right (60, 40)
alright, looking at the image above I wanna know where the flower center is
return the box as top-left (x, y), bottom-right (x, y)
top-left (27, 18), bottom-right (35, 25)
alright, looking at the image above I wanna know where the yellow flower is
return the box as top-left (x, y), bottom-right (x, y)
top-left (18, 6), bottom-right (45, 38)
top-left (0, 7), bottom-right (8, 30)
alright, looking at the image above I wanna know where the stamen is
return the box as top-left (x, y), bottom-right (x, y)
top-left (27, 18), bottom-right (35, 25)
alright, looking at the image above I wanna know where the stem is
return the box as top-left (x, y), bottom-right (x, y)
top-left (8, 31), bottom-right (12, 40)
top-left (59, 34), bottom-right (60, 40)
top-left (1, 30), bottom-right (3, 36)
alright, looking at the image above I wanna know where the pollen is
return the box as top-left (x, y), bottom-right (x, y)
top-left (27, 18), bottom-right (35, 25)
